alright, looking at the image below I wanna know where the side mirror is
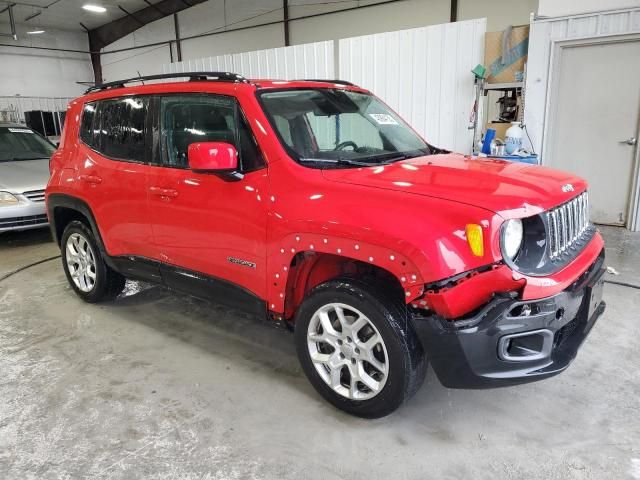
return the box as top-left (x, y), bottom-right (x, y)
top-left (188, 142), bottom-right (242, 180)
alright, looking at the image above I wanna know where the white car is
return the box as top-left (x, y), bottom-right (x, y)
top-left (0, 123), bottom-right (55, 232)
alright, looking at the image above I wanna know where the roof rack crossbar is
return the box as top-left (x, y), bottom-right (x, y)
top-left (300, 79), bottom-right (356, 86)
top-left (85, 71), bottom-right (248, 94)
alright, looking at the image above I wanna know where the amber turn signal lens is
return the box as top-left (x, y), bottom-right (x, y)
top-left (465, 224), bottom-right (484, 257)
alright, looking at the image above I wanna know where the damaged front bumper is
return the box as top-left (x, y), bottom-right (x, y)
top-left (413, 249), bottom-right (606, 389)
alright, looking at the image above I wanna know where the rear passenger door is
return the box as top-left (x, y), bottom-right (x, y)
top-left (77, 97), bottom-right (159, 278)
top-left (147, 94), bottom-right (270, 305)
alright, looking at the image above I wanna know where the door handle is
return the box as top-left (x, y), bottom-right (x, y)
top-left (149, 186), bottom-right (179, 198)
top-left (79, 174), bottom-right (102, 184)
top-left (619, 137), bottom-right (637, 146)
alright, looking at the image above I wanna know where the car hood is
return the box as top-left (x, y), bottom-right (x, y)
top-left (321, 153), bottom-right (587, 218)
top-left (0, 158), bottom-right (50, 193)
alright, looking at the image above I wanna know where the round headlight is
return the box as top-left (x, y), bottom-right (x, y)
top-left (502, 219), bottom-right (523, 260)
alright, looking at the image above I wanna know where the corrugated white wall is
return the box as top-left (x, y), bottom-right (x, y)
top-left (162, 41), bottom-right (334, 79)
top-left (163, 54), bottom-right (234, 74)
top-left (233, 42), bottom-right (334, 79)
top-left (524, 7), bottom-right (640, 157)
top-left (102, 0), bottom-right (535, 84)
top-left (339, 18), bottom-right (486, 153)
top-left (537, 0), bottom-right (640, 17)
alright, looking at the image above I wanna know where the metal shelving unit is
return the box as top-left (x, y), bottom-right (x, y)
top-left (483, 82), bottom-right (523, 91)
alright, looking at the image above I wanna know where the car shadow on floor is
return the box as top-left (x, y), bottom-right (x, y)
top-left (102, 279), bottom-right (457, 418)
top-left (0, 226), bottom-right (53, 248)
top-left (105, 279), bottom-right (307, 385)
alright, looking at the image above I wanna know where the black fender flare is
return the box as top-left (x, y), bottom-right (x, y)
top-left (47, 193), bottom-right (116, 270)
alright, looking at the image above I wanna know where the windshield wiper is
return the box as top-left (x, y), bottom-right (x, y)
top-left (299, 157), bottom-right (382, 167)
top-left (365, 149), bottom-right (430, 164)
top-left (299, 148), bottom-right (430, 168)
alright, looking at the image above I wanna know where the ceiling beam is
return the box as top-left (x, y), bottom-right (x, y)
top-left (142, 0), bottom-right (166, 16)
top-left (88, 0), bottom-right (207, 51)
top-left (0, 4), bottom-right (17, 40)
top-left (118, 5), bottom-right (145, 27)
top-left (24, 10), bottom-right (41, 21)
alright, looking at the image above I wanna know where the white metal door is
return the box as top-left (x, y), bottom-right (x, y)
top-left (545, 39), bottom-right (640, 226)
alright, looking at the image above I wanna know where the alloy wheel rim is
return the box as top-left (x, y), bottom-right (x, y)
top-left (65, 233), bottom-right (97, 293)
top-left (307, 303), bottom-right (389, 400)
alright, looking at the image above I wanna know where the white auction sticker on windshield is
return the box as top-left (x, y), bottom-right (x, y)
top-left (8, 128), bottom-right (34, 134)
top-left (369, 113), bottom-right (398, 125)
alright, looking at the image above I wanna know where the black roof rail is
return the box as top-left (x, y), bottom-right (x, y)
top-left (84, 71), bottom-right (249, 94)
top-left (300, 79), bottom-right (356, 86)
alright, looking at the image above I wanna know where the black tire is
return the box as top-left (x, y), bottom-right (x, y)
top-left (60, 220), bottom-right (126, 303)
top-left (294, 276), bottom-right (427, 418)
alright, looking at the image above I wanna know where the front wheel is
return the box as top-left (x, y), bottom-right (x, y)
top-left (294, 277), bottom-right (426, 418)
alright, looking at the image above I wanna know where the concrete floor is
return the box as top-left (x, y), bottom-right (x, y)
top-left (1, 226), bottom-right (639, 480)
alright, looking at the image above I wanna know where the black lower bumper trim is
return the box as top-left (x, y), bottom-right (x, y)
top-left (414, 249), bottom-right (606, 389)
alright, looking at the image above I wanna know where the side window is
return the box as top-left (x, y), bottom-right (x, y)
top-left (98, 97), bottom-right (148, 162)
top-left (159, 94), bottom-right (265, 172)
top-left (79, 102), bottom-right (96, 147)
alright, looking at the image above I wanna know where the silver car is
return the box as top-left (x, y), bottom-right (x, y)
top-left (0, 123), bottom-right (55, 233)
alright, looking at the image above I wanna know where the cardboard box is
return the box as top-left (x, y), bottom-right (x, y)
top-left (485, 122), bottom-right (510, 141)
top-left (484, 26), bottom-right (529, 84)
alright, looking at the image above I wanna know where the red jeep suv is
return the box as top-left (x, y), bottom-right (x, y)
top-left (46, 72), bottom-right (606, 418)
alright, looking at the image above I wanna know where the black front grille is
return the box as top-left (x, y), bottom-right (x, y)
top-left (22, 189), bottom-right (46, 202)
top-left (0, 214), bottom-right (48, 228)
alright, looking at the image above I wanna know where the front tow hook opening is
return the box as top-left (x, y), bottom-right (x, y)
top-left (498, 329), bottom-right (554, 362)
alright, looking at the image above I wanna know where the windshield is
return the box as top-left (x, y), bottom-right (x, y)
top-left (259, 89), bottom-right (430, 167)
top-left (0, 126), bottom-right (56, 162)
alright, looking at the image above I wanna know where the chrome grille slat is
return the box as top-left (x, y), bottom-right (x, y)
top-left (549, 211), bottom-right (558, 257)
top-left (560, 206), bottom-right (567, 251)
top-left (567, 204), bottom-right (572, 242)
top-left (570, 202), bottom-right (576, 241)
top-left (22, 189), bottom-right (46, 203)
top-left (552, 210), bottom-right (559, 257)
top-left (546, 191), bottom-right (590, 259)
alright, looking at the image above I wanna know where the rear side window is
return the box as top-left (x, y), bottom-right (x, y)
top-left (159, 94), bottom-right (264, 172)
top-left (97, 97), bottom-right (148, 162)
top-left (79, 102), bottom-right (97, 147)
top-left (80, 97), bottom-right (149, 162)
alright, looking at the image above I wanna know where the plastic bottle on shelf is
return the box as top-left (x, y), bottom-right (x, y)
top-left (505, 122), bottom-right (523, 154)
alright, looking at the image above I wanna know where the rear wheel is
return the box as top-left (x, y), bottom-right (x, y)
top-left (61, 220), bottom-right (125, 302)
top-left (294, 277), bottom-right (426, 418)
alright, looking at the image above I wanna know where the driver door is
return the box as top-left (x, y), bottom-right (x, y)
top-left (146, 94), bottom-right (270, 308)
